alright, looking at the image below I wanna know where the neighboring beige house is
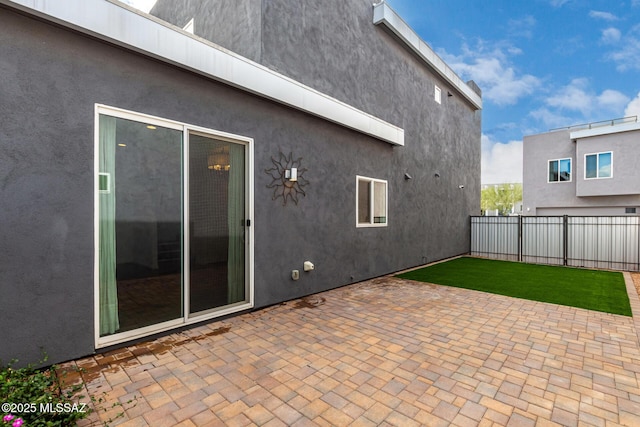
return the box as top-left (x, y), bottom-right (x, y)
top-left (523, 117), bottom-right (640, 216)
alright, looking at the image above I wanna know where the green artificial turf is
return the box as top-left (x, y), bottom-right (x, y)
top-left (396, 257), bottom-right (632, 316)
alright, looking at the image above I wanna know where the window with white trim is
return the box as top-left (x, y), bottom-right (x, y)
top-left (434, 85), bottom-right (442, 104)
top-left (357, 176), bottom-right (387, 227)
top-left (585, 151), bottom-right (612, 179)
top-left (548, 158), bottom-right (571, 182)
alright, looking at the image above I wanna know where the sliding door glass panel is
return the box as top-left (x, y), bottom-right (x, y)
top-left (98, 115), bottom-right (183, 336)
top-left (373, 181), bottom-right (387, 223)
top-left (559, 159), bottom-right (571, 181)
top-left (548, 160), bottom-right (558, 182)
top-left (599, 152), bottom-right (612, 178)
top-left (358, 180), bottom-right (370, 224)
top-left (189, 134), bottom-right (246, 315)
top-left (586, 155), bottom-right (597, 178)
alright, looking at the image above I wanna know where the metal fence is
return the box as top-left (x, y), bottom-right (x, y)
top-left (470, 216), bottom-right (640, 271)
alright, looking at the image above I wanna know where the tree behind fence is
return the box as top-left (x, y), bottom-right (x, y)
top-left (470, 216), bottom-right (640, 271)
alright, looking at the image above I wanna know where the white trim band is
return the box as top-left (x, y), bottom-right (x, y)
top-left (571, 121), bottom-right (640, 140)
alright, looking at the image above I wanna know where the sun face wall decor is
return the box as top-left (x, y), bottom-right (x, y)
top-left (265, 152), bottom-right (309, 205)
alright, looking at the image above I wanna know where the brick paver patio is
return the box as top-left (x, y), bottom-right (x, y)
top-left (65, 269), bottom-right (640, 426)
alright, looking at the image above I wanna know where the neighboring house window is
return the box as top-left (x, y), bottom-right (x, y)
top-left (626, 208), bottom-right (637, 214)
top-left (357, 176), bottom-right (387, 227)
top-left (548, 158), bottom-right (571, 182)
top-left (434, 85), bottom-right (442, 104)
top-left (183, 18), bottom-right (195, 34)
top-left (585, 151), bottom-right (612, 179)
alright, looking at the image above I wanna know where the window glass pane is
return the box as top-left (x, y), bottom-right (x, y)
top-left (373, 181), bottom-right (386, 223)
top-left (559, 159), bottom-right (571, 181)
top-left (358, 179), bottom-right (370, 224)
top-left (585, 154), bottom-right (597, 178)
top-left (189, 135), bottom-right (246, 314)
top-left (99, 115), bottom-right (183, 337)
top-left (548, 160), bottom-right (558, 182)
top-left (599, 152), bottom-right (612, 178)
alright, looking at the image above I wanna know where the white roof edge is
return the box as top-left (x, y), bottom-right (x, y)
top-left (2, 0), bottom-right (404, 146)
top-left (372, 1), bottom-right (482, 111)
top-left (570, 121), bottom-right (640, 140)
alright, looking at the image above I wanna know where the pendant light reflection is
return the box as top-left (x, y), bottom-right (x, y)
top-left (208, 146), bottom-right (230, 171)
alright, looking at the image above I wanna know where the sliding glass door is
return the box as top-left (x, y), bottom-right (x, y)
top-left (97, 107), bottom-right (251, 344)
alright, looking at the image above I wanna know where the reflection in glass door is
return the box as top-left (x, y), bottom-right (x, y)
top-left (97, 109), bottom-right (250, 342)
top-left (188, 134), bottom-right (246, 315)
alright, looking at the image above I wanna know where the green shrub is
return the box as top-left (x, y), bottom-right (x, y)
top-left (0, 355), bottom-right (90, 427)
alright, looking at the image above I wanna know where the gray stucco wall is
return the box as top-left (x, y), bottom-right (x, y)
top-left (523, 129), bottom-right (640, 215)
top-left (1, 9), bottom-right (94, 365)
top-left (0, 3), bottom-right (480, 365)
top-left (151, 0), bottom-right (262, 62)
top-left (151, 0), bottom-right (482, 260)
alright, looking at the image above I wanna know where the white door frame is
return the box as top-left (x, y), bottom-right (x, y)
top-left (94, 104), bottom-right (254, 349)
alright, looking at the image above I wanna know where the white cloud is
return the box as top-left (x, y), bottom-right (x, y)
top-left (442, 44), bottom-right (541, 106)
top-left (624, 92), bottom-right (640, 117)
top-left (507, 16), bottom-right (536, 39)
top-left (607, 36), bottom-right (640, 71)
top-left (598, 89), bottom-right (629, 110)
top-left (485, 73), bottom-right (540, 106)
top-left (601, 27), bottom-right (621, 44)
top-left (528, 80), bottom-right (630, 130)
top-left (481, 135), bottom-right (523, 184)
top-left (602, 24), bottom-right (640, 71)
top-left (544, 78), bottom-right (629, 117)
top-left (550, 0), bottom-right (570, 7)
top-left (589, 11), bottom-right (619, 21)
top-left (546, 78), bottom-right (593, 115)
top-left (529, 108), bottom-right (574, 130)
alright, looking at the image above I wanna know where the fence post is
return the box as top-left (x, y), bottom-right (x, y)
top-left (469, 215), bottom-right (472, 255)
top-left (518, 215), bottom-right (523, 262)
top-left (563, 215), bottom-right (568, 266)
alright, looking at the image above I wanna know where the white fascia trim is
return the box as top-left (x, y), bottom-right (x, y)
top-left (373, 1), bottom-right (482, 111)
top-left (3, 0), bottom-right (404, 146)
top-left (570, 121), bottom-right (640, 140)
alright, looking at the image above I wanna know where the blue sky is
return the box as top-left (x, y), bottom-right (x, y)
top-left (386, 0), bottom-right (640, 184)
top-left (129, 0), bottom-right (640, 184)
